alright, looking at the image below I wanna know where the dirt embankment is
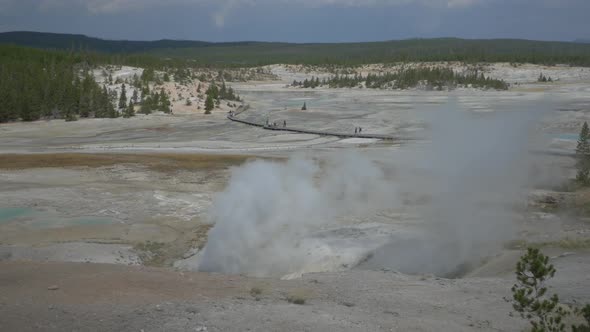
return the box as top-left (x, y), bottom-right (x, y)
top-left (0, 260), bottom-right (531, 332)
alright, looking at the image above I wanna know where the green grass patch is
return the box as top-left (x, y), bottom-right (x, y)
top-left (133, 241), bottom-right (167, 266)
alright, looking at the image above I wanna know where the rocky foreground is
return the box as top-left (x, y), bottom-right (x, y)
top-left (2, 250), bottom-right (589, 332)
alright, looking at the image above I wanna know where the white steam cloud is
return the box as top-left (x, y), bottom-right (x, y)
top-left (359, 101), bottom-right (539, 276)
top-left (196, 98), bottom-right (547, 278)
top-left (197, 153), bottom-right (393, 276)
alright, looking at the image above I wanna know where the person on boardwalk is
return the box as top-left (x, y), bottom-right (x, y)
top-left (359, 127), bottom-right (362, 133)
top-left (355, 127), bottom-right (358, 134)
top-left (283, 120), bottom-right (286, 128)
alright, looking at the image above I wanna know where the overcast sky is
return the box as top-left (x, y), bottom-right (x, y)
top-left (0, 0), bottom-right (589, 42)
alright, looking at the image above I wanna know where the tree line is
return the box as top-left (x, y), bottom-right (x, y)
top-left (0, 45), bottom-right (119, 122)
top-left (6, 32), bottom-right (590, 67)
top-left (204, 81), bottom-right (241, 114)
top-left (292, 67), bottom-right (509, 90)
top-left (147, 38), bottom-right (590, 67)
top-left (0, 45), bottom-right (179, 123)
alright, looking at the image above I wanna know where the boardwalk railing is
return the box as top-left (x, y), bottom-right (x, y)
top-left (227, 106), bottom-right (398, 140)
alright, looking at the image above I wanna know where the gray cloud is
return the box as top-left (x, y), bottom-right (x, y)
top-left (2, 0), bottom-right (487, 28)
top-left (208, 0), bottom-right (486, 27)
top-left (0, 0), bottom-right (486, 28)
top-left (0, 0), bottom-right (588, 41)
top-left (35, 0), bottom-right (194, 13)
top-left (33, 0), bottom-right (486, 14)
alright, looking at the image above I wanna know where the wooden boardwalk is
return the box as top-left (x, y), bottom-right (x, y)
top-left (227, 112), bottom-right (398, 140)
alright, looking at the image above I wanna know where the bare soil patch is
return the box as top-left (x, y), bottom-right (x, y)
top-left (0, 153), bottom-right (255, 173)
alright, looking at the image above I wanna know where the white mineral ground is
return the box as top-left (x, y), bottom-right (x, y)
top-left (0, 63), bottom-right (589, 331)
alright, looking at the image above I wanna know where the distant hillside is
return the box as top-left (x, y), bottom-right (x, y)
top-left (151, 38), bottom-right (590, 66)
top-left (575, 39), bottom-right (590, 44)
top-left (3, 31), bottom-right (590, 66)
top-left (0, 31), bottom-right (214, 53)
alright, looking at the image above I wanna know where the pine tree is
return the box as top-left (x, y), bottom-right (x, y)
top-left (152, 91), bottom-right (160, 112)
top-left (61, 82), bottom-right (77, 121)
top-left (90, 87), bottom-right (102, 118)
top-left (538, 72), bottom-right (548, 82)
top-left (577, 122), bottom-right (590, 154)
top-left (131, 89), bottom-right (139, 105)
top-left (107, 89), bottom-right (118, 118)
top-left (124, 100), bottom-right (135, 118)
top-left (78, 73), bottom-right (94, 118)
top-left (79, 93), bottom-right (91, 118)
top-left (118, 84), bottom-right (127, 109)
top-left (158, 88), bottom-right (171, 113)
top-left (206, 84), bottom-right (219, 100)
top-left (576, 121), bottom-right (590, 185)
top-left (141, 86), bottom-right (150, 102)
top-left (94, 86), bottom-right (107, 118)
top-left (205, 95), bottom-right (215, 114)
top-left (140, 95), bottom-right (152, 115)
top-left (301, 102), bottom-right (307, 110)
top-left (509, 248), bottom-right (569, 332)
top-left (132, 74), bottom-right (141, 88)
top-left (141, 68), bottom-right (155, 83)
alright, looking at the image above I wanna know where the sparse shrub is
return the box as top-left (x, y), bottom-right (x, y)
top-left (573, 305), bottom-right (590, 332)
top-left (538, 73), bottom-right (554, 83)
top-left (286, 291), bottom-right (307, 305)
top-left (65, 113), bottom-right (78, 122)
top-left (250, 287), bottom-right (263, 297)
top-left (287, 295), bottom-right (306, 305)
top-left (133, 241), bottom-right (167, 266)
